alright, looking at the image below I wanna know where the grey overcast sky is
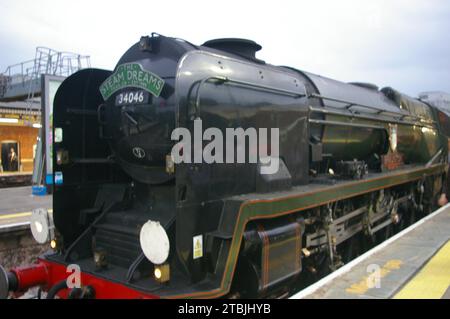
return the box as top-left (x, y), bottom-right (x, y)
top-left (0, 0), bottom-right (449, 96)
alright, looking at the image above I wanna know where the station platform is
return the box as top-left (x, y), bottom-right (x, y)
top-left (291, 203), bottom-right (450, 299)
top-left (0, 186), bottom-right (52, 229)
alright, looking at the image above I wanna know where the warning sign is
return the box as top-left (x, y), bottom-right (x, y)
top-left (193, 235), bottom-right (203, 259)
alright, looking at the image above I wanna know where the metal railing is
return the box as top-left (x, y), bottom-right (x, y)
top-left (0, 47), bottom-right (91, 99)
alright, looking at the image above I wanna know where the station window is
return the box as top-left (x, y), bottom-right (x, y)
top-left (1, 141), bottom-right (19, 172)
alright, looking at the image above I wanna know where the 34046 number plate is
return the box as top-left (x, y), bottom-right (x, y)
top-left (115, 90), bottom-right (149, 106)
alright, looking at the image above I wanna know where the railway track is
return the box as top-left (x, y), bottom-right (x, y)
top-left (0, 173), bottom-right (32, 189)
top-left (0, 222), bottom-right (47, 271)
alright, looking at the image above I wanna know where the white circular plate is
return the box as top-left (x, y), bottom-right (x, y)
top-left (139, 220), bottom-right (170, 265)
top-left (30, 208), bottom-right (49, 244)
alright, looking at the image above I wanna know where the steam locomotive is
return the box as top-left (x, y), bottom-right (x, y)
top-left (1, 33), bottom-right (448, 299)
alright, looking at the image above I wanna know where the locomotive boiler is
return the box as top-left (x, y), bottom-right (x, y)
top-left (0, 33), bottom-right (448, 299)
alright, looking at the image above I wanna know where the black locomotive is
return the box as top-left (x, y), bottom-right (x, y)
top-left (1, 33), bottom-right (448, 299)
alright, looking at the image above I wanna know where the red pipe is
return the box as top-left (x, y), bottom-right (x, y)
top-left (8, 259), bottom-right (160, 298)
top-left (11, 262), bottom-right (50, 292)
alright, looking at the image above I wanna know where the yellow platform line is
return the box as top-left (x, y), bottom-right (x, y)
top-left (0, 212), bottom-right (32, 220)
top-left (394, 240), bottom-right (450, 299)
top-left (0, 209), bottom-right (53, 220)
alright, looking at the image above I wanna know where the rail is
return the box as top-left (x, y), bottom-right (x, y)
top-left (0, 47), bottom-right (90, 100)
top-left (309, 93), bottom-right (434, 125)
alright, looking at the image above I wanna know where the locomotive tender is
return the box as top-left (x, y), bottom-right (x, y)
top-left (1, 33), bottom-right (448, 299)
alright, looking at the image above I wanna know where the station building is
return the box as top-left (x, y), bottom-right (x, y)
top-left (0, 99), bottom-right (41, 174)
top-left (0, 48), bottom-right (90, 187)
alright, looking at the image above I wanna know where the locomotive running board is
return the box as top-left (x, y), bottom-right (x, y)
top-left (165, 163), bottom-right (447, 298)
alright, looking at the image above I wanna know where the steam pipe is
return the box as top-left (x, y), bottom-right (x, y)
top-left (9, 262), bottom-right (50, 292)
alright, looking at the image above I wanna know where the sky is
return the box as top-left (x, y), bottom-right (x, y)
top-left (0, 0), bottom-right (449, 97)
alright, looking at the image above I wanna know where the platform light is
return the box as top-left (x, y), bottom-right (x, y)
top-left (32, 123), bottom-right (42, 128)
top-left (0, 118), bottom-right (18, 124)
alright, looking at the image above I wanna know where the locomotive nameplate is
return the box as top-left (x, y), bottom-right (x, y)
top-left (100, 63), bottom-right (165, 100)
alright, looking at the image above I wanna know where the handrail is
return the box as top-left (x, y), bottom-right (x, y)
top-left (309, 118), bottom-right (385, 130)
top-left (426, 148), bottom-right (443, 168)
top-left (308, 92), bottom-right (430, 123)
top-left (308, 106), bottom-right (435, 128)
